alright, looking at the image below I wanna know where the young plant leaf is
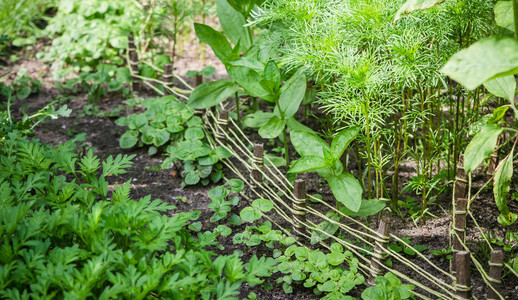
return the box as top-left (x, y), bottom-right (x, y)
top-left (495, 0), bottom-right (514, 32)
top-left (394, 0), bottom-right (446, 23)
top-left (327, 172), bottom-right (363, 212)
top-left (483, 75), bottom-right (516, 101)
top-left (240, 207), bottom-right (262, 222)
top-left (277, 72), bottom-right (306, 119)
top-left (288, 156), bottom-right (329, 173)
top-left (188, 79), bottom-right (239, 109)
top-left (464, 124), bottom-right (504, 173)
top-left (258, 116), bottom-right (286, 139)
top-left (216, 0), bottom-right (252, 50)
top-left (441, 37), bottom-right (518, 90)
top-left (264, 60), bottom-right (281, 90)
top-left (252, 199), bottom-right (274, 212)
top-left (194, 23), bottom-right (233, 62)
top-left (227, 66), bottom-right (275, 101)
top-left (290, 130), bottom-right (329, 158)
top-left (330, 126), bottom-right (360, 160)
top-left (494, 149), bottom-right (514, 225)
top-left (339, 199), bottom-right (386, 217)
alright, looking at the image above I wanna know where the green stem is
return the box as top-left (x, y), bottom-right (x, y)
top-left (514, 0), bottom-right (518, 40)
top-left (235, 92), bottom-right (240, 127)
top-left (283, 126), bottom-right (290, 168)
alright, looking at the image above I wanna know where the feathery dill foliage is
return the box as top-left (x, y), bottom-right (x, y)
top-left (252, 0), bottom-right (496, 213)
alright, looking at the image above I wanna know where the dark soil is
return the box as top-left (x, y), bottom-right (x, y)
top-left (2, 46), bottom-right (518, 299)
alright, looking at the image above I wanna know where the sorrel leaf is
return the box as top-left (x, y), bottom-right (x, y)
top-left (258, 116), bottom-right (286, 139)
top-left (288, 156), bottom-right (329, 174)
top-left (277, 71), bottom-right (306, 119)
top-left (494, 149), bottom-right (514, 225)
top-left (330, 126), bottom-right (360, 160)
top-left (194, 23), bottom-right (233, 62)
top-left (494, 0), bottom-right (514, 32)
top-left (290, 130), bottom-right (329, 158)
top-left (216, 0), bottom-right (251, 49)
top-left (483, 75), bottom-right (516, 101)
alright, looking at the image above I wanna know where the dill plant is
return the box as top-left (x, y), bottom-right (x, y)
top-left (251, 0), bottom-right (497, 219)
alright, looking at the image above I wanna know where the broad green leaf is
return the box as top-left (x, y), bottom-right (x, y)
top-left (327, 172), bottom-right (363, 212)
top-left (489, 105), bottom-right (510, 124)
top-left (330, 126), bottom-right (360, 160)
top-left (483, 75), bottom-right (516, 101)
top-left (264, 60), bottom-right (281, 90)
top-left (116, 67), bottom-right (132, 83)
top-left (441, 37), bottom-right (518, 90)
top-left (242, 111), bottom-right (274, 128)
top-left (258, 116), bottom-right (286, 139)
top-left (308, 251), bottom-right (327, 269)
top-left (264, 153), bottom-right (286, 167)
top-left (194, 23), bottom-right (233, 62)
top-left (188, 79), bottom-right (239, 109)
top-left (278, 72), bottom-right (306, 119)
top-left (240, 207), bottom-right (262, 222)
top-left (464, 124), bottom-right (503, 173)
top-left (495, 0), bottom-right (514, 32)
top-left (227, 57), bottom-right (264, 72)
top-left (327, 251), bottom-right (346, 266)
top-left (226, 179), bottom-right (244, 193)
top-left (252, 199), bottom-right (274, 212)
top-left (185, 172), bottom-right (200, 185)
top-left (227, 66), bottom-right (274, 101)
top-left (494, 149), bottom-right (514, 225)
top-left (286, 117), bottom-right (314, 133)
top-left (339, 199), bottom-right (386, 217)
top-left (119, 131), bottom-right (138, 148)
top-left (288, 156), bottom-right (329, 173)
top-left (290, 130), bottom-right (330, 158)
top-left (394, 0), bottom-right (446, 23)
top-left (217, 0), bottom-right (251, 49)
top-left (185, 127), bottom-right (204, 141)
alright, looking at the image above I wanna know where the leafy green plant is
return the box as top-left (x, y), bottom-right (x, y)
top-left (288, 127), bottom-right (384, 215)
top-left (208, 179), bottom-right (244, 222)
top-left (116, 96), bottom-right (230, 186)
top-left (430, 247), bottom-right (453, 262)
top-left (361, 272), bottom-right (415, 300)
top-left (387, 237), bottom-right (428, 257)
top-left (275, 243), bottom-right (364, 298)
top-left (6, 75), bottom-right (42, 100)
top-left (233, 221), bottom-right (296, 248)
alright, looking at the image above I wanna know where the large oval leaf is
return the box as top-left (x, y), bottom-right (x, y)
top-left (394, 0), bottom-right (446, 23)
top-left (258, 116), bottom-right (286, 139)
top-left (330, 126), bottom-right (360, 160)
top-left (339, 199), bottom-right (385, 217)
top-left (495, 0), bottom-right (514, 32)
top-left (441, 37), bottom-right (518, 90)
top-left (327, 172), bottom-right (363, 212)
top-left (290, 130), bottom-right (330, 158)
top-left (464, 124), bottom-right (503, 173)
top-left (216, 0), bottom-right (251, 50)
top-left (227, 65), bottom-right (274, 101)
top-left (494, 149), bottom-right (514, 226)
top-left (288, 156), bottom-right (329, 174)
top-left (483, 75), bottom-right (516, 101)
top-left (188, 79), bottom-right (239, 109)
top-left (278, 72), bottom-right (306, 119)
top-left (194, 23), bottom-right (232, 62)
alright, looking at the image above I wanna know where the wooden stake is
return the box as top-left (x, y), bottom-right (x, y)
top-left (487, 250), bottom-right (504, 300)
top-left (129, 50), bottom-right (140, 91)
top-left (453, 198), bottom-right (468, 274)
top-left (455, 251), bottom-right (472, 300)
top-left (368, 217), bottom-right (391, 285)
top-left (163, 63), bottom-right (174, 87)
top-left (195, 74), bottom-right (203, 87)
top-left (292, 179), bottom-right (307, 238)
top-left (250, 144), bottom-right (264, 188)
top-left (455, 154), bottom-right (467, 199)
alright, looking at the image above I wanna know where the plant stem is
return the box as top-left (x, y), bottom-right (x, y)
top-left (235, 92), bottom-right (240, 127)
top-left (514, 0), bottom-right (518, 40)
top-left (283, 126), bottom-right (290, 168)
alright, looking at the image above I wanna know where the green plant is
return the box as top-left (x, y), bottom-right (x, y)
top-left (387, 237), bottom-right (428, 257)
top-left (275, 243), bottom-right (364, 298)
top-left (361, 272), bottom-right (415, 300)
top-left (116, 96), bottom-right (230, 186)
top-left (233, 221), bottom-right (296, 248)
top-left (208, 179), bottom-right (244, 222)
top-left (6, 75), bottom-right (42, 100)
top-left (441, 2), bottom-right (518, 226)
top-left (429, 247), bottom-right (453, 262)
top-left (289, 127), bottom-right (385, 215)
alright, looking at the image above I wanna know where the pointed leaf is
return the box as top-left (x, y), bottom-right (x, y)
top-left (258, 116), bottom-right (286, 139)
top-left (188, 79), bottom-right (239, 109)
top-left (339, 199), bottom-right (386, 217)
top-left (495, 0), bottom-right (514, 32)
top-left (327, 172), bottom-right (363, 212)
top-left (288, 156), bottom-right (329, 173)
top-left (290, 130), bottom-right (330, 158)
top-left (394, 0), bottom-right (446, 23)
top-left (216, 0), bottom-right (251, 49)
top-left (194, 23), bottom-right (233, 62)
top-left (441, 37), bottom-right (518, 90)
top-left (278, 72), bottom-right (306, 119)
top-left (483, 75), bottom-right (516, 101)
top-left (464, 124), bottom-right (503, 173)
top-left (227, 66), bottom-right (274, 101)
top-left (331, 126), bottom-right (360, 160)
top-left (494, 149), bottom-right (514, 224)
